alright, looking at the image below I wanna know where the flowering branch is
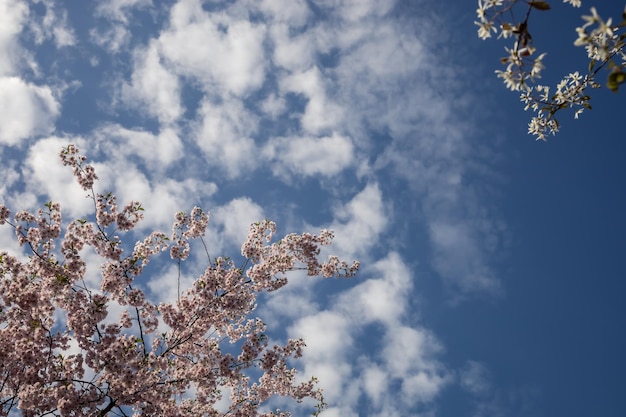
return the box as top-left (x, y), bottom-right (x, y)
top-left (476, 0), bottom-right (626, 140)
top-left (0, 145), bottom-right (359, 416)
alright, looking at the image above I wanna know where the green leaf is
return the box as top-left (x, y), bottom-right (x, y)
top-left (56, 274), bottom-right (69, 284)
top-left (529, 1), bottom-right (551, 10)
top-left (608, 71), bottom-right (626, 92)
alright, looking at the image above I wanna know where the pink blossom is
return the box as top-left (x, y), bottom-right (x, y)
top-left (0, 145), bottom-right (359, 417)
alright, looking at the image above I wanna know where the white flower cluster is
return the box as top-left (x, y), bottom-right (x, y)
top-left (521, 72), bottom-right (600, 139)
top-left (476, 0), bottom-right (626, 140)
top-left (575, 7), bottom-right (623, 61)
top-left (475, 0), bottom-right (506, 40)
top-left (564, 0), bottom-right (582, 7)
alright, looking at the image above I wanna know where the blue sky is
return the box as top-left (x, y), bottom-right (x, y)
top-left (0, 0), bottom-right (625, 416)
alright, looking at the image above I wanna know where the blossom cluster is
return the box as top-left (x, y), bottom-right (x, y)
top-left (476, 0), bottom-right (626, 140)
top-left (242, 221), bottom-right (359, 292)
top-left (0, 145), bottom-right (358, 416)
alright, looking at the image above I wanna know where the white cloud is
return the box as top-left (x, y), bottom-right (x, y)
top-left (270, 23), bottom-right (315, 72)
top-left (361, 364), bottom-right (389, 407)
top-left (0, 0), bottom-right (28, 75)
top-left (25, 140), bottom-right (209, 235)
top-left (313, 4), bottom-right (504, 297)
top-left (94, 162), bottom-right (217, 232)
top-left (312, 0), bottom-right (396, 22)
top-left (280, 67), bottom-right (344, 134)
top-left (212, 197), bottom-right (264, 249)
top-left (258, 0), bottom-right (310, 27)
top-left (260, 92), bottom-right (287, 118)
top-left (289, 311), bottom-right (358, 406)
top-left (20, 128), bottom-right (209, 233)
top-left (429, 221), bottom-right (501, 295)
top-left (262, 281), bottom-right (321, 325)
top-left (95, 0), bottom-right (153, 24)
top-left (335, 252), bottom-right (411, 325)
top-left (121, 41), bottom-right (183, 124)
top-left (282, 252), bottom-right (450, 415)
top-left (0, 2), bottom-right (511, 416)
top-left (147, 264), bottom-right (194, 305)
top-left (382, 325), bottom-right (449, 403)
top-left (325, 252), bottom-right (428, 409)
top-left (460, 361), bottom-right (491, 396)
top-left (336, 21), bottom-right (424, 79)
top-left (91, 0), bottom-right (153, 53)
top-left (319, 407), bottom-right (359, 417)
top-left (159, 0), bottom-right (267, 95)
top-left (0, 152), bottom-right (19, 198)
top-left (0, 218), bottom-right (22, 257)
top-left (23, 136), bottom-right (93, 217)
top-left (329, 182), bottom-right (388, 257)
top-left (192, 97), bottom-right (258, 178)
top-left (0, 77), bottom-right (59, 145)
top-left (401, 370), bottom-right (449, 404)
top-left (262, 133), bottom-right (354, 179)
top-left (291, 310), bottom-right (353, 363)
top-left (96, 124), bottom-right (184, 169)
top-left (90, 23), bottom-right (130, 53)
top-left (28, 0), bottom-right (76, 47)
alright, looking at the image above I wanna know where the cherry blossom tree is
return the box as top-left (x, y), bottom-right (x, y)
top-left (0, 145), bottom-right (359, 417)
top-left (475, 0), bottom-right (626, 139)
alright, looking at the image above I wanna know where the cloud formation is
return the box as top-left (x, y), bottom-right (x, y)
top-left (284, 253), bottom-right (450, 416)
top-left (160, 0), bottom-right (267, 95)
top-left (0, 77), bottom-right (59, 145)
top-left (0, 0), bottom-right (508, 415)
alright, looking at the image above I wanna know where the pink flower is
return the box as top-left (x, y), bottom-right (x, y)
top-left (0, 145), bottom-right (357, 416)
